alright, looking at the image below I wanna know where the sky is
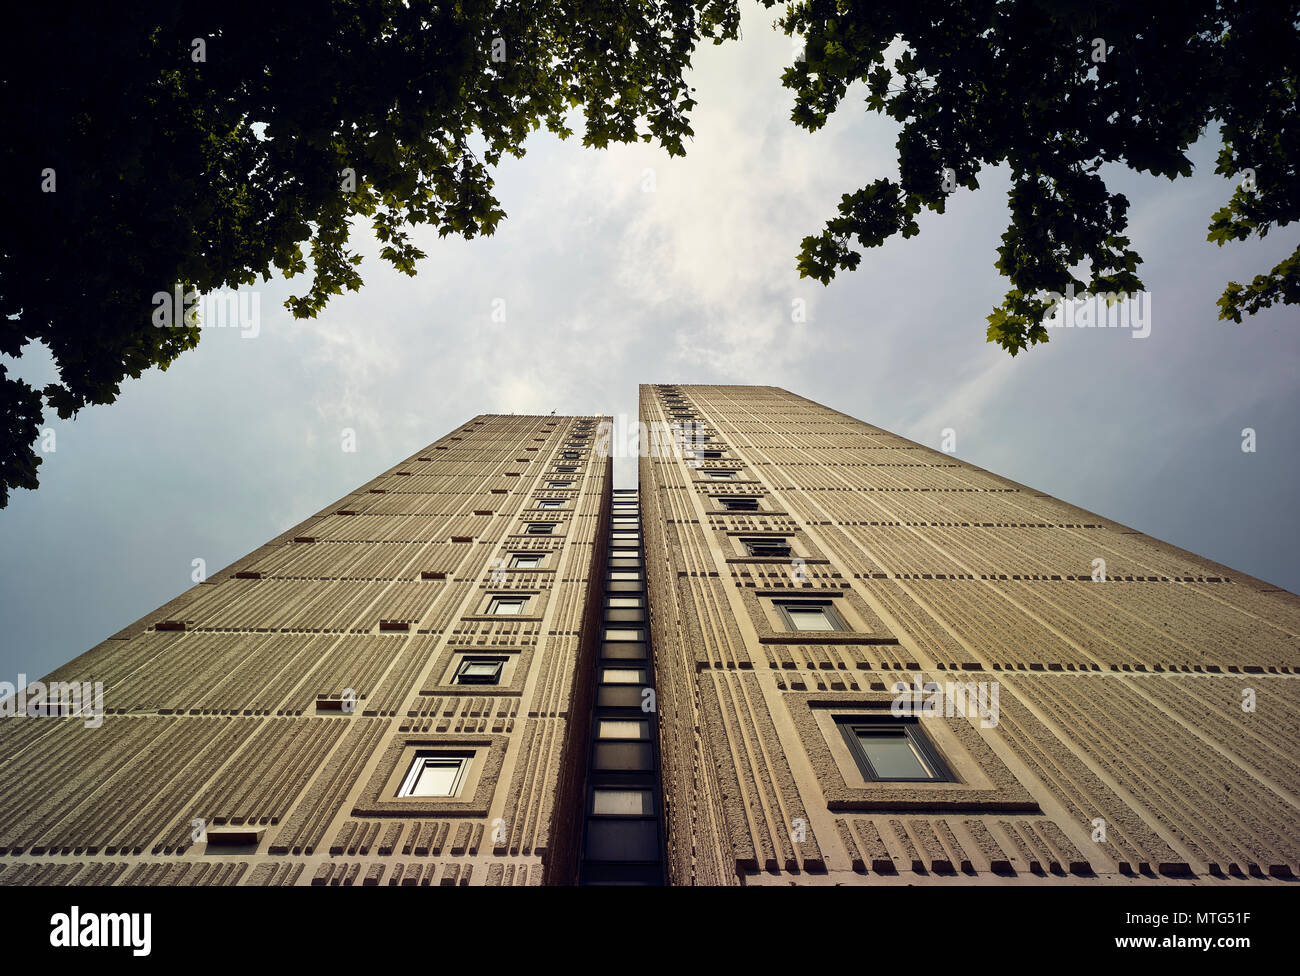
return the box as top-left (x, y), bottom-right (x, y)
top-left (2, 2), bottom-right (1297, 684)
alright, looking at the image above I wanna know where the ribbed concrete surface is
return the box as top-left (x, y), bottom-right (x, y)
top-left (0, 415), bottom-right (610, 885)
top-left (639, 384), bottom-right (1300, 885)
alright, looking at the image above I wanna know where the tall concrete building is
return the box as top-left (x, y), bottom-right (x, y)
top-left (0, 385), bottom-right (1296, 886)
top-left (640, 385), bottom-right (1300, 885)
top-left (0, 414), bottom-right (617, 886)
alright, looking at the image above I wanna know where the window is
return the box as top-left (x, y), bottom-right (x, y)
top-left (509, 554), bottom-right (543, 569)
top-left (487, 595), bottom-right (528, 615)
top-left (742, 536), bottom-right (792, 558)
top-left (526, 522), bottom-right (557, 535)
top-left (555, 465), bottom-right (578, 473)
top-left (704, 470), bottom-right (738, 481)
top-left (609, 571), bottom-right (642, 581)
top-left (592, 789), bottom-right (653, 816)
top-left (455, 656), bottom-right (506, 685)
top-left (608, 597), bottom-right (643, 608)
top-left (696, 450), bottom-right (724, 459)
top-left (716, 496), bottom-right (759, 512)
top-left (836, 717), bottom-right (951, 782)
top-left (598, 719), bottom-right (649, 739)
top-left (546, 480), bottom-right (573, 489)
top-left (536, 499), bottom-right (564, 509)
top-left (398, 753), bottom-right (469, 797)
top-left (601, 668), bottom-right (646, 684)
top-left (561, 451), bottom-right (581, 459)
top-left (604, 627), bottom-right (643, 641)
top-left (776, 600), bottom-right (846, 632)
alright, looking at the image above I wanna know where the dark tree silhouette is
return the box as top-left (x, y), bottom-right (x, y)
top-left (767, 0), bottom-right (1298, 350)
top-left (2, 2), bottom-right (1296, 507)
top-left (0, 1), bottom-right (739, 506)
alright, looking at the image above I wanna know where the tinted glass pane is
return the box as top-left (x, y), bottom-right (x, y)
top-left (410, 759), bottom-right (462, 796)
top-left (598, 719), bottom-right (648, 739)
top-left (593, 789), bottom-right (653, 815)
top-left (786, 606), bottom-right (834, 631)
top-left (593, 742), bottom-right (653, 771)
top-left (858, 730), bottom-right (932, 779)
top-left (585, 820), bottom-right (659, 861)
top-left (605, 628), bottom-right (643, 641)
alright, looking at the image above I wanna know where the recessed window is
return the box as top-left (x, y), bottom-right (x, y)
top-left (608, 597), bottom-right (643, 608)
top-left (546, 481), bottom-right (573, 489)
top-left (776, 600), bottom-right (847, 632)
top-left (836, 717), bottom-right (951, 782)
top-left (605, 627), bottom-right (643, 641)
top-left (536, 499), bottom-right (564, 509)
top-left (455, 656), bottom-right (506, 685)
top-left (705, 470), bottom-right (738, 481)
top-left (598, 719), bottom-right (649, 740)
top-left (398, 753), bottom-right (470, 798)
top-left (601, 668), bottom-right (646, 684)
top-left (526, 522), bottom-right (557, 535)
top-left (609, 571), bottom-right (642, 581)
top-left (716, 496), bottom-right (759, 512)
top-left (592, 789), bottom-right (653, 816)
top-left (555, 465), bottom-right (578, 473)
top-left (509, 554), bottom-right (543, 569)
top-left (487, 595), bottom-right (529, 615)
top-left (742, 536), bottom-right (792, 557)
top-left (696, 450), bottom-right (724, 459)
top-left (561, 451), bottom-right (581, 459)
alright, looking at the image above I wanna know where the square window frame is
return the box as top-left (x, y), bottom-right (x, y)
top-left (356, 735), bottom-right (509, 817)
top-left (454, 656), bottom-right (507, 686)
top-left (834, 715), bottom-right (953, 783)
top-left (715, 495), bottom-right (761, 512)
top-left (740, 536), bottom-right (793, 558)
top-left (486, 595), bottom-right (530, 615)
top-left (775, 599), bottom-right (849, 633)
top-left (784, 692), bottom-right (1036, 812)
top-left (397, 751), bottom-right (471, 798)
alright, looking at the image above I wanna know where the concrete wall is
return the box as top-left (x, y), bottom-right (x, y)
top-left (0, 414), bottom-right (610, 886)
top-left (639, 384), bottom-right (1300, 885)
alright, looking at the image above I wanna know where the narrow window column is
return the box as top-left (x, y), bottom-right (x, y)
top-left (577, 488), bottom-right (666, 885)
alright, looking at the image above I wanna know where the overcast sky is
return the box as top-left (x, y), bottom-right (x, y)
top-left (2, 2), bottom-right (1297, 683)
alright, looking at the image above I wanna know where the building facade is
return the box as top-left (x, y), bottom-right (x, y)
top-left (0, 385), bottom-right (1297, 885)
top-left (640, 385), bottom-right (1300, 885)
top-left (0, 414), bottom-right (612, 885)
